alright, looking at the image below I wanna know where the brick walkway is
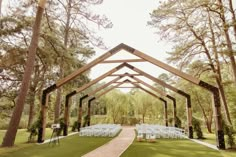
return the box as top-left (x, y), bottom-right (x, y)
top-left (82, 126), bottom-right (135, 157)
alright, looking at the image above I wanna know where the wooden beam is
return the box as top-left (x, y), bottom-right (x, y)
top-left (87, 76), bottom-right (123, 97)
top-left (75, 63), bottom-right (126, 93)
top-left (115, 43), bottom-right (200, 84)
top-left (129, 77), bottom-right (167, 97)
top-left (130, 83), bottom-right (161, 99)
top-left (56, 43), bottom-right (132, 87)
top-left (114, 81), bottom-right (139, 83)
top-left (109, 74), bottom-right (141, 77)
top-left (125, 63), bottom-right (180, 92)
top-left (96, 81), bottom-right (125, 98)
top-left (116, 86), bottom-right (137, 88)
top-left (101, 59), bottom-right (145, 63)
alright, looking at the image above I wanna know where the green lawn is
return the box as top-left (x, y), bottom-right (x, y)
top-left (200, 133), bottom-right (217, 145)
top-left (0, 128), bottom-right (75, 155)
top-left (0, 134), bottom-right (112, 157)
top-left (0, 128), bottom-right (59, 145)
top-left (1, 130), bottom-right (235, 157)
top-left (0, 128), bottom-right (74, 145)
top-left (121, 139), bottom-right (230, 157)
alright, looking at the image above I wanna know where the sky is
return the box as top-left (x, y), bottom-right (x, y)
top-left (0, 0), bottom-right (171, 93)
top-left (88, 0), bottom-right (172, 91)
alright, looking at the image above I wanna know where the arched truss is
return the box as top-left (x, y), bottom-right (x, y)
top-left (87, 80), bottom-right (169, 127)
top-left (64, 75), bottom-right (177, 134)
top-left (38, 43), bottom-right (225, 149)
top-left (64, 64), bottom-right (192, 137)
top-left (63, 79), bottom-right (169, 137)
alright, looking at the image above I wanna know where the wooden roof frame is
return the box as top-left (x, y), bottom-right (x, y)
top-left (74, 75), bottom-right (177, 132)
top-left (64, 63), bottom-right (192, 137)
top-left (38, 43), bottom-right (225, 149)
top-left (79, 80), bottom-right (169, 132)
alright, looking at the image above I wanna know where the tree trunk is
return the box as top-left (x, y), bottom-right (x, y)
top-left (217, 0), bottom-right (236, 86)
top-left (54, 88), bottom-right (62, 123)
top-left (1, 0), bottom-right (46, 147)
top-left (53, 0), bottom-right (71, 123)
top-left (142, 114), bottom-right (145, 123)
top-left (195, 91), bottom-right (212, 133)
top-left (0, 0), bottom-right (2, 17)
top-left (207, 109), bottom-right (213, 133)
top-left (187, 14), bottom-right (232, 124)
top-left (27, 89), bottom-right (36, 129)
top-left (228, 0), bottom-right (236, 40)
top-left (207, 9), bottom-right (232, 124)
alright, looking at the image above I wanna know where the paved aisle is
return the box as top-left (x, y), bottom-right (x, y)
top-left (82, 126), bottom-right (135, 157)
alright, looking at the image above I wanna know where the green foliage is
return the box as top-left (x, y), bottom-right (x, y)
top-left (0, 17), bottom-right (27, 36)
top-left (57, 118), bottom-right (66, 136)
top-left (71, 121), bottom-right (78, 132)
top-left (169, 116), bottom-right (182, 128)
top-left (192, 117), bottom-right (204, 139)
top-left (27, 115), bottom-right (42, 142)
top-left (83, 115), bottom-right (89, 127)
top-left (222, 121), bottom-right (235, 148)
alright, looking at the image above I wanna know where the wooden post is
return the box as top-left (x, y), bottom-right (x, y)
top-left (87, 97), bottom-right (96, 126)
top-left (199, 81), bottom-right (225, 149)
top-left (37, 84), bottom-right (57, 143)
top-left (186, 95), bottom-right (193, 138)
top-left (78, 95), bottom-right (89, 131)
top-left (167, 96), bottom-right (177, 127)
top-left (63, 96), bottom-right (69, 136)
top-left (164, 101), bottom-right (168, 127)
top-left (63, 91), bottom-right (76, 136)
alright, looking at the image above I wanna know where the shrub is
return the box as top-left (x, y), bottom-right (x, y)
top-left (83, 115), bottom-right (89, 127)
top-left (57, 117), bottom-right (65, 136)
top-left (169, 116), bottom-right (182, 128)
top-left (72, 121), bottom-right (78, 132)
top-left (28, 116), bottom-right (42, 142)
top-left (192, 117), bottom-right (204, 139)
top-left (223, 121), bottom-right (235, 149)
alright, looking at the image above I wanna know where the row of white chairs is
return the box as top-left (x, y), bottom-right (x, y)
top-left (79, 124), bottom-right (121, 137)
top-left (136, 124), bottom-right (187, 140)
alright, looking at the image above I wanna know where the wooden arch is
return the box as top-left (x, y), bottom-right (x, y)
top-left (64, 64), bottom-right (192, 137)
top-left (63, 74), bottom-right (177, 135)
top-left (63, 79), bottom-right (169, 136)
top-left (86, 80), bottom-right (170, 128)
top-left (38, 43), bottom-right (225, 149)
top-left (87, 81), bottom-right (169, 127)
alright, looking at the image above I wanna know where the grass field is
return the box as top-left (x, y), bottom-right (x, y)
top-left (0, 128), bottom-right (59, 145)
top-left (121, 139), bottom-right (224, 157)
top-left (0, 129), bottom-right (235, 157)
top-left (0, 134), bottom-right (112, 157)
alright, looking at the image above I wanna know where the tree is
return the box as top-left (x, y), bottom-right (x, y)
top-left (101, 90), bottom-right (127, 124)
top-left (1, 0), bottom-right (47, 147)
top-left (213, 0), bottom-right (236, 86)
top-left (228, 0), bottom-right (236, 41)
top-left (132, 90), bottom-right (155, 123)
top-left (148, 0), bottom-right (232, 124)
top-left (0, 0), bottom-right (2, 17)
top-left (43, 0), bottom-right (112, 122)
